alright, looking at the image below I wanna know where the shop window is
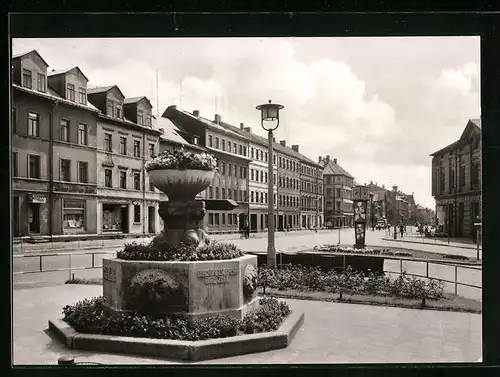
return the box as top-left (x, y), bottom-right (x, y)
top-left (134, 205), bottom-right (141, 223)
top-left (63, 199), bottom-right (85, 230)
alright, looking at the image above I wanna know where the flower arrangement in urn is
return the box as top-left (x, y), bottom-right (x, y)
top-left (146, 150), bottom-right (218, 200)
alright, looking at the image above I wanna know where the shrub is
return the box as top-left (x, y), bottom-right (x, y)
top-left (117, 240), bottom-right (244, 262)
top-left (62, 296), bottom-right (290, 340)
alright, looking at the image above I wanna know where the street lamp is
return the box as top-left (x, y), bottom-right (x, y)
top-left (369, 193), bottom-right (374, 231)
top-left (256, 100), bottom-right (284, 268)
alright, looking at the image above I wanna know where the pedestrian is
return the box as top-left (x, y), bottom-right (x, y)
top-left (399, 224), bottom-right (404, 238)
top-left (394, 225), bottom-right (398, 239)
top-left (387, 224), bottom-right (391, 236)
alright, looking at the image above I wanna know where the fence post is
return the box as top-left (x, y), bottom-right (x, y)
top-left (39, 255), bottom-right (43, 272)
top-left (68, 253), bottom-right (72, 281)
top-left (426, 262), bottom-right (429, 278)
top-left (400, 259), bottom-right (403, 274)
top-left (454, 265), bottom-right (458, 295)
top-left (92, 253), bottom-right (95, 268)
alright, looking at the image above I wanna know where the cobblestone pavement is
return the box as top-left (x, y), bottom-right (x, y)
top-left (13, 284), bottom-right (481, 365)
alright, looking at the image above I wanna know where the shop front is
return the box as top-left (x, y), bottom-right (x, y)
top-left (13, 193), bottom-right (50, 236)
top-left (101, 203), bottom-right (129, 233)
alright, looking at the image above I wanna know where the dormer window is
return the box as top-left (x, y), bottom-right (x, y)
top-left (137, 110), bottom-right (144, 125)
top-left (36, 73), bottom-right (46, 92)
top-left (22, 69), bottom-right (32, 89)
top-left (144, 115), bottom-right (151, 127)
top-left (78, 87), bottom-right (86, 104)
top-left (67, 84), bottom-right (76, 101)
top-left (106, 99), bottom-right (122, 119)
top-left (116, 107), bottom-right (122, 119)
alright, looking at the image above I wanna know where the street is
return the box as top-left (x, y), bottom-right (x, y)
top-left (12, 229), bottom-right (482, 301)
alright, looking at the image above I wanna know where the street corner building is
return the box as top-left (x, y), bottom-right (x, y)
top-left (11, 49), bottom-right (326, 240)
top-left (430, 118), bottom-right (482, 239)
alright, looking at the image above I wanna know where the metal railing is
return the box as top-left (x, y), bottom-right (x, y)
top-left (14, 250), bottom-right (482, 297)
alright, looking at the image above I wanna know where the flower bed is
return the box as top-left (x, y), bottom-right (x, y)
top-left (258, 264), bottom-right (445, 305)
top-left (145, 150), bottom-right (217, 172)
top-left (117, 240), bottom-right (244, 261)
top-left (314, 245), bottom-right (412, 258)
top-left (62, 296), bottom-right (290, 341)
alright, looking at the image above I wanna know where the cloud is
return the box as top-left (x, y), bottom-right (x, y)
top-left (12, 37), bottom-right (480, 209)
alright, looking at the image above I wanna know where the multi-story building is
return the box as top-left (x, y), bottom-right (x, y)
top-left (163, 107), bottom-right (251, 233)
top-left (298, 147), bottom-right (324, 229)
top-left (430, 118), bottom-right (481, 237)
top-left (87, 87), bottom-right (162, 236)
top-left (415, 205), bottom-right (435, 225)
top-left (320, 156), bottom-right (355, 228)
top-left (12, 50), bottom-right (100, 237)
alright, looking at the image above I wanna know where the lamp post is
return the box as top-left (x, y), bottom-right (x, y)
top-left (369, 193), bottom-right (374, 231)
top-left (256, 100), bottom-right (284, 268)
top-left (474, 217), bottom-right (481, 261)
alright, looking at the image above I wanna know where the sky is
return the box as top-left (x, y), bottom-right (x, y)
top-left (12, 37), bottom-right (480, 209)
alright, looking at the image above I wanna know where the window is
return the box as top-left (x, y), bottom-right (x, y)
top-left (208, 135), bottom-right (213, 147)
top-left (63, 200), bottom-right (85, 230)
top-left (22, 69), bottom-right (32, 88)
top-left (239, 145), bottom-right (243, 155)
top-left (215, 187), bottom-right (220, 199)
top-left (134, 205), bottom-right (141, 223)
top-left (145, 116), bottom-right (151, 127)
top-left (60, 119), bottom-right (69, 142)
top-left (214, 213), bottom-right (220, 225)
top-left (265, 152), bottom-right (268, 162)
top-left (233, 165), bottom-right (237, 176)
top-left (208, 186), bottom-right (213, 199)
top-left (209, 213), bottom-right (214, 225)
top-left (120, 137), bottom-right (127, 155)
top-left (222, 187), bottom-right (226, 198)
top-left (222, 140), bottom-right (225, 151)
top-left (78, 161), bottom-right (88, 183)
top-left (265, 172), bottom-right (268, 183)
top-left (78, 123), bottom-right (88, 145)
top-left (120, 171), bottom-right (127, 189)
top-left (193, 136), bottom-right (199, 145)
top-left (133, 140), bottom-right (141, 157)
top-left (137, 110), bottom-right (144, 125)
top-left (471, 163), bottom-right (480, 186)
top-left (459, 164), bottom-right (466, 187)
top-left (78, 88), bottom-right (86, 104)
top-left (260, 171), bottom-right (264, 182)
top-left (28, 155), bottom-right (40, 179)
top-left (250, 191), bottom-right (254, 203)
top-left (251, 169), bottom-right (254, 181)
top-left (116, 107), bottom-right (122, 119)
top-left (228, 188), bottom-right (232, 199)
top-left (149, 179), bottom-right (155, 192)
top-left (66, 84), bottom-right (75, 101)
top-left (104, 169), bottom-right (112, 187)
top-left (104, 133), bottom-right (112, 152)
top-left (228, 141), bottom-right (232, 152)
top-left (28, 112), bottom-right (40, 137)
top-left (251, 148), bottom-right (255, 159)
top-left (149, 143), bottom-right (155, 157)
top-left (228, 164), bottom-right (232, 176)
top-left (132, 172), bottom-right (141, 190)
top-left (233, 144), bottom-right (237, 154)
top-left (215, 137), bottom-right (219, 149)
top-left (12, 152), bottom-right (18, 177)
top-left (221, 213), bottom-right (226, 225)
top-left (106, 100), bottom-right (113, 117)
top-left (37, 73), bottom-right (46, 92)
top-left (11, 107), bottom-right (17, 133)
top-left (60, 159), bottom-right (71, 181)
top-left (221, 162), bottom-right (226, 175)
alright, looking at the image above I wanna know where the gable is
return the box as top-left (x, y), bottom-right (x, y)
top-left (138, 97), bottom-right (152, 110)
top-left (68, 67), bottom-right (89, 83)
top-left (27, 51), bottom-right (49, 70)
top-left (458, 120), bottom-right (481, 146)
top-left (107, 86), bottom-right (125, 102)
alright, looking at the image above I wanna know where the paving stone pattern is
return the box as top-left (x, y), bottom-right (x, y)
top-left (13, 284), bottom-right (481, 365)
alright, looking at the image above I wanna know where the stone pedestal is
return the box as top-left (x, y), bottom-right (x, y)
top-left (102, 255), bottom-right (259, 321)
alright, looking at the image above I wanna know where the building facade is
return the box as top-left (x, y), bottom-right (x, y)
top-left (163, 108), bottom-right (251, 234)
top-left (88, 87), bottom-right (162, 236)
top-left (431, 119), bottom-right (481, 237)
top-left (12, 51), bottom-right (100, 237)
top-left (321, 156), bottom-right (354, 228)
top-left (298, 146), bottom-right (323, 229)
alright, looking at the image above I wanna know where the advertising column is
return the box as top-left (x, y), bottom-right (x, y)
top-left (352, 186), bottom-right (369, 249)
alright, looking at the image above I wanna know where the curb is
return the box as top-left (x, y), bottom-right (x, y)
top-left (381, 237), bottom-right (480, 251)
top-left (48, 311), bottom-right (305, 361)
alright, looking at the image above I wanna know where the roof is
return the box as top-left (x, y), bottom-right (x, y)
top-left (124, 97), bottom-right (144, 104)
top-left (13, 83), bottom-right (100, 113)
top-left (87, 85), bottom-right (125, 99)
top-left (12, 50), bottom-right (49, 67)
top-left (321, 159), bottom-right (354, 179)
top-left (48, 66), bottom-right (89, 82)
top-left (153, 116), bottom-right (193, 146)
top-left (430, 118), bottom-right (481, 156)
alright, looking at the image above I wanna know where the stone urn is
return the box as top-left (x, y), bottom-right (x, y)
top-left (148, 169), bottom-right (215, 201)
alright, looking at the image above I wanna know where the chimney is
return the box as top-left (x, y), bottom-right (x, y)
top-left (333, 158), bottom-right (337, 164)
top-left (159, 128), bottom-right (164, 134)
top-left (393, 185), bottom-right (398, 192)
top-left (382, 184), bottom-right (385, 189)
top-left (370, 181), bottom-right (373, 185)
top-left (193, 110), bottom-right (200, 117)
top-left (240, 122), bottom-right (244, 130)
top-left (318, 156), bottom-right (323, 163)
top-left (273, 137), bottom-right (276, 142)
top-left (326, 155), bottom-right (330, 162)
top-left (214, 114), bottom-right (221, 124)
top-left (292, 145), bottom-right (299, 152)
top-left (244, 127), bottom-right (252, 133)
top-left (280, 140), bottom-right (286, 147)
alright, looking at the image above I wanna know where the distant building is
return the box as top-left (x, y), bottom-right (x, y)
top-left (320, 156), bottom-right (354, 228)
top-left (430, 119), bottom-right (481, 238)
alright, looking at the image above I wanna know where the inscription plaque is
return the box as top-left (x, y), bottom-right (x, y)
top-left (103, 265), bottom-right (116, 282)
top-left (197, 268), bottom-right (237, 285)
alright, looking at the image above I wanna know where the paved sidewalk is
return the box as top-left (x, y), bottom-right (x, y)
top-left (13, 284), bottom-right (481, 365)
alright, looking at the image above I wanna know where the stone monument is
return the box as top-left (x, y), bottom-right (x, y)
top-left (102, 154), bottom-right (259, 322)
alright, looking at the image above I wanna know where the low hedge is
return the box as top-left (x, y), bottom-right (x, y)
top-left (117, 240), bottom-right (244, 261)
top-left (259, 264), bottom-right (445, 305)
top-left (62, 296), bottom-right (290, 341)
